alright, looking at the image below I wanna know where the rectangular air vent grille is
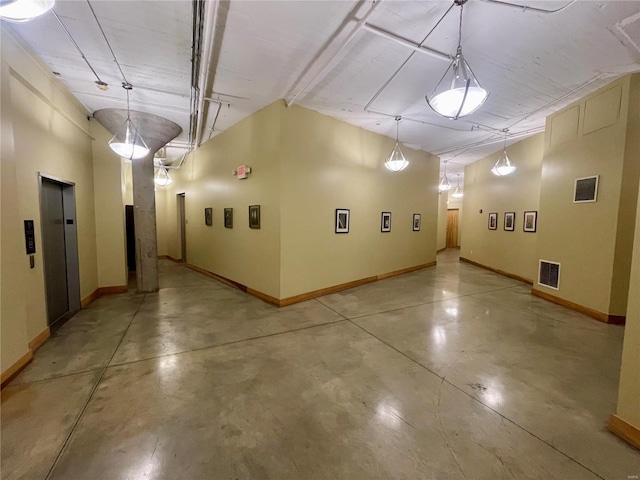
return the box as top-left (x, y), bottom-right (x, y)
top-left (539, 260), bottom-right (560, 290)
top-left (574, 175), bottom-right (599, 203)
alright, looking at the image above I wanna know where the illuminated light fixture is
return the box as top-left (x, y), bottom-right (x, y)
top-left (425, 0), bottom-right (488, 120)
top-left (154, 166), bottom-right (172, 186)
top-left (108, 83), bottom-right (149, 160)
top-left (439, 160), bottom-right (451, 192)
top-left (491, 129), bottom-right (517, 176)
top-left (385, 116), bottom-right (409, 172)
top-left (0, 0), bottom-right (54, 22)
top-left (452, 174), bottom-right (464, 198)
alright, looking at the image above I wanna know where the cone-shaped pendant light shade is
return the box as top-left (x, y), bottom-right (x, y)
top-left (0, 0), bottom-right (54, 22)
top-left (109, 118), bottom-right (150, 160)
top-left (154, 167), bottom-right (172, 186)
top-left (425, 3), bottom-right (487, 120)
top-left (452, 174), bottom-right (464, 198)
top-left (385, 117), bottom-right (409, 172)
top-left (491, 130), bottom-right (517, 176)
top-left (426, 49), bottom-right (487, 120)
top-left (439, 161), bottom-right (451, 192)
top-left (439, 174), bottom-right (451, 191)
top-left (385, 142), bottom-right (409, 172)
top-left (491, 150), bottom-right (517, 176)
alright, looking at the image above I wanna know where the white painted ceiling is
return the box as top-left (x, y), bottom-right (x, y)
top-left (7, 0), bottom-right (640, 175)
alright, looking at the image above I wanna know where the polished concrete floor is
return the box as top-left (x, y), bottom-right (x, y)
top-left (2, 250), bottom-right (638, 479)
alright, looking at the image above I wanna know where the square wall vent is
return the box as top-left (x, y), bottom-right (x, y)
top-left (539, 260), bottom-right (560, 290)
top-left (574, 175), bottom-right (599, 203)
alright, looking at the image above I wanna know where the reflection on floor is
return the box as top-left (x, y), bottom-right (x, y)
top-left (2, 249), bottom-right (637, 480)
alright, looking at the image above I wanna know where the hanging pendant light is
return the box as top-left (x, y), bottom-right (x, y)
top-left (439, 160), bottom-right (451, 192)
top-left (385, 117), bottom-right (409, 172)
top-left (425, 0), bottom-right (488, 120)
top-left (154, 166), bottom-right (172, 186)
top-left (491, 129), bottom-right (517, 176)
top-left (452, 174), bottom-right (464, 198)
top-left (108, 83), bottom-right (150, 160)
top-left (0, 0), bottom-right (54, 22)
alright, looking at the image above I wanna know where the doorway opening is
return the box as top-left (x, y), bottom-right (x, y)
top-left (177, 193), bottom-right (186, 262)
top-left (446, 209), bottom-right (460, 248)
top-left (39, 175), bottom-right (81, 332)
top-left (125, 205), bottom-right (136, 272)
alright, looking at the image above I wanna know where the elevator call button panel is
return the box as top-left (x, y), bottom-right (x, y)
top-left (24, 220), bottom-right (36, 255)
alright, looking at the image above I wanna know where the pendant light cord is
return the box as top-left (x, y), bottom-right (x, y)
top-left (458, 3), bottom-right (463, 50)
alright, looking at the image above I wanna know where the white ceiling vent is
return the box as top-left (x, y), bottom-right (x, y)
top-left (539, 260), bottom-right (560, 290)
top-left (574, 175), bottom-right (599, 203)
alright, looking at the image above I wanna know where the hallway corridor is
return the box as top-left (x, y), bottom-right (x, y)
top-left (2, 250), bottom-right (638, 479)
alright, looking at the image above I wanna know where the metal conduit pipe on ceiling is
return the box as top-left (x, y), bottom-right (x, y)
top-left (480, 0), bottom-right (577, 14)
top-left (433, 126), bottom-right (545, 156)
top-left (286, 0), bottom-right (385, 108)
top-left (361, 24), bottom-right (452, 62)
top-left (194, 0), bottom-right (220, 148)
top-left (362, 2), bottom-right (454, 115)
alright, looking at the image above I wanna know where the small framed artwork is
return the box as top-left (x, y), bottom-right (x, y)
top-left (224, 208), bottom-right (233, 228)
top-left (488, 212), bottom-right (498, 230)
top-left (523, 211), bottom-right (537, 232)
top-left (204, 207), bottom-right (213, 226)
top-left (381, 212), bottom-right (391, 232)
top-left (413, 213), bottom-right (421, 231)
top-left (504, 212), bottom-right (515, 231)
top-left (249, 205), bottom-right (260, 229)
top-left (335, 208), bottom-right (350, 234)
top-left (574, 175), bottom-right (599, 203)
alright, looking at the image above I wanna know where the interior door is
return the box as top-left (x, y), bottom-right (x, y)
top-left (446, 209), bottom-right (459, 248)
top-left (178, 193), bottom-right (186, 262)
top-left (41, 178), bottom-right (69, 325)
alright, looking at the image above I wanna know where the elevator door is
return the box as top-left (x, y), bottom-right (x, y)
top-left (41, 178), bottom-right (69, 325)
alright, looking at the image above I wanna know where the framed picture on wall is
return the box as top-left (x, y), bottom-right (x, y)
top-left (335, 209), bottom-right (350, 233)
top-left (504, 212), bottom-right (515, 231)
top-left (488, 212), bottom-right (498, 230)
top-left (204, 207), bottom-right (213, 226)
top-left (249, 205), bottom-right (260, 229)
top-left (224, 208), bottom-right (233, 228)
top-left (381, 212), bottom-right (391, 232)
top-left (523, 211), bottom-right (537, 232)
top-left (413, 213), bottom-right (421, 231)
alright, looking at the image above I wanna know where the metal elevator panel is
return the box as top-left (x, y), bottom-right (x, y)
top-left (41, 178), bottom-right (69, 325)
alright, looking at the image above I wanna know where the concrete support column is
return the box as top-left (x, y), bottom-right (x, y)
top-left (132, 153), bottom-right (159, 293)
top-left (93, 108), bottom-right (181, 294)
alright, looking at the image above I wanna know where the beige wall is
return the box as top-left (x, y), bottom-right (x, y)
top-left (437, 191), bottom-right (447, 251)
top-left (536, 75), bottom-right (639, 315)
top-left (610, 74), bottom-right (640, 314)
top-left (159, 101), bottom-right (439, 300)
top-left (459, 133), bottom-right (544, 281)
top-left (91, 121), bottom-right (127, 287)
top-left (615, 178), bottom-right (640, 430)
top-left (279, 105), bottom-right (438, 299)
top-left (1, 29), bottom-right (99, 373)
top-left (160, 102), bottom-right (283, 298)
top-left (1, 54), bottom-right (30, 373)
